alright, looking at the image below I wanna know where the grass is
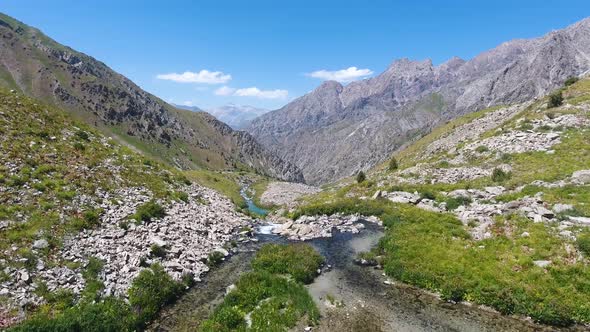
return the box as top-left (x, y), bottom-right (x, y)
top-left (294, 194), bottom-right (590, 327)
top-left (185, 170), bottom-right (246, 208)
top-left (199, 243), bottom-right (323, 331)
top-left (10, 263), bottom-right (189, 331)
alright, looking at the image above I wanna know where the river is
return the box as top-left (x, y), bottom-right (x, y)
top-left (149, 192), bottom-right (579, 331)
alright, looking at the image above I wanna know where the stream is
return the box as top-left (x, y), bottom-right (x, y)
top-left (149, 191), bottom-right (577, 332)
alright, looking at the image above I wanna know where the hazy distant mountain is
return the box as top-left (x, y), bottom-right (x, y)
top-left (176, 103), bottom-right (268, 129)
top-left (0, 13), bottom-right (304, 182)
top-left (247, 17), bottom-right (590, 185)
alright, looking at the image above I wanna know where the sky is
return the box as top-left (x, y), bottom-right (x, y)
top-left (1, 1), bottom-right (589, 110)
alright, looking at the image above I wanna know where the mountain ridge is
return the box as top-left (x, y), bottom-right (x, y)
top-left (247, 17), bottom-right (590, 184)
top-left (0, 12), bottom-right (303, 183)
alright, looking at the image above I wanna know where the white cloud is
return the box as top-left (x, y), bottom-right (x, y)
top-left (214, 86), bottom-right (236, 96)
top-left (306, 66), bottom-right (373, 83)
top-left (234, 87), bottom-right (288, 99)
top-left (215, 86), bottom-right (288, 99)
top-left (181, 101), bottom-right (194, 106)
top-left (156, 70), bottom-right (231, 84)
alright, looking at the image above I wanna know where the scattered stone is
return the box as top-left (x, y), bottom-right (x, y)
top-left (533, 260), bottom-right (551, 268)
top-left (572, 170), bottom-right (590, 184)
top-left (32, 239), bottom-right (49, 250)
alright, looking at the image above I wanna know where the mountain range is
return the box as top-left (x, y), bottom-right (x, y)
top-left (247, 18), bottom-right (590, 185)
top-left (176, 103), bottom-right (268, 129)
top-left (0, 13), bottom-right (303, 182)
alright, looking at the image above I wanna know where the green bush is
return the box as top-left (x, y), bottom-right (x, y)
top-left (8, 297), bottom-right (134, 332)
top-left (150, 244), bottom-right (166, 258)
top-left (445, 196), bottom-right (472, 210)
top-left (207, 251), bottom-right (225, 267)
top-left (564, 76), bottom-right (579, 87)
top-left (75, 130), bottom-right (90, 141)
top-left (356, 171), bottom-right (366, 183)
top-left (133, 200), bottom-right (165, 223)
top-left (128, 263), bottom-right (183, 328)
top-left (548, 91), bottom-right (564, 108)
top-left (491, 168), bottom-right (512, 182)
top-left (388, 157), bottom-right (398, 171)
top-left (252, 243), bottom-right (324, 284)
top-left (475, 145), bottom-right (489, 153)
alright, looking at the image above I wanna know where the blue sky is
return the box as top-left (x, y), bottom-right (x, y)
top-left (1, 1), bottom-right (589, 110)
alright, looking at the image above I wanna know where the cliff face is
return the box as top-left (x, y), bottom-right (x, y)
top-left (0, 13), bottom-right (303, 182)
top-left (248, 18), bottom-right (590, 185)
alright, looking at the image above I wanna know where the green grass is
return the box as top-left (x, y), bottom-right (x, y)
top-left (199, 244), bottom-right (323, 331)
top-left (294, 196), bottom-right (590, 326)
top-left (10, 263), bottom-right (190, 331)
top-left (185, 170), bottom-right (246, 208)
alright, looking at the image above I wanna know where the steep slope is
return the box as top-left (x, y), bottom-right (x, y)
top-left (0, 88), bottom-right (254, 327)
top-left (0, 13), bottom-right (303, 182)
top-left (248, 17), bottom-right (590, 185)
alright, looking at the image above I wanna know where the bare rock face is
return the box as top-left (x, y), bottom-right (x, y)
top-left (247, 18), bottom-right (590, 185)
top-left (0, 13), bottom-right (303, 182)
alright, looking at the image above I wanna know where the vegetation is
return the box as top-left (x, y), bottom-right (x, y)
top-left (10, 263), bottom-right (189, 331)
top-left (388, 157), bottom-right (398, 171)
top-left (207, 251), bottom-right (225, 267)
top-left (185, 170), bottom-right (246, 208)
top-left (294, 196), bottom-right (590, 326)
top-left (200, 244), bottom-right (323, 331)
top-left (491, 167), bottom-right (511, 183)
top-left (251, 243), bottom-right (324, 283)
top-left (128, 263), bottom-right (184, 328)
top-left (564, 76), bottom-right (579, 87)
top-left (132, 200), bottom-right (166, 223)
top-left (356, 171), bottom-right (366, 183)
top-left (547, 91), bottom-right (564, 108)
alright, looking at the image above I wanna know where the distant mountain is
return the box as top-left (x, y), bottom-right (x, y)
top-left (175, 103), bottom-right (268, 129)
top-left (0, 13), bottom-right (303, 182)
top-left (247, 17), bottom-right (590, 185)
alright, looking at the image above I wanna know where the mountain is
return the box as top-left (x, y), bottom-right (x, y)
top-left (177, 103), bottom-right (268, 129)
top-left (247, 17), bottom-right (590, 185)
top-left (0, 13), bottom-right (303, 182)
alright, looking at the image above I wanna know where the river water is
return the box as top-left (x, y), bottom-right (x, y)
top-left (149, 193), bottom-right (581, 331)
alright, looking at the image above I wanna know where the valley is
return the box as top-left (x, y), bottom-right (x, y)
top-left (0, 8), bottom-right (590, 332)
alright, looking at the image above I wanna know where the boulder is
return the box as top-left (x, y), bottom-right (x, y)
top-left (572, 170), bottom-right (590, 184)
top-left (552, 203), bottom-right (573, 214)
top-left (32, 239), bottom-right (49, 250)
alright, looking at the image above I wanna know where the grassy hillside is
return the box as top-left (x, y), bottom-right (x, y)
top-left (293, 77), bottom-right (590, 326)
top-left (0, 88), bottom-right (194, 326)
top-left (0, 12), bottom-right (302, 182)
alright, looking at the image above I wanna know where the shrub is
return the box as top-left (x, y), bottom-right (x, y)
top-left (388, 157), bottom-right (398, 171)
top-left (75, 130), bottom-right (90, 141)
top-left (356, 171), bottom-right (366, 183)
top-left (420, 191), bottom-right (436, 200)
top-left (150, 244), bottom-right (166, 258)
top-left (475, 145), bottom-right (489, 153)
top-left (491, 168), bottom-right (512, 182)
top-left (83, 209), bottom-right (101, 227)
top-left (548, 91), bottom-right (564, 108)
top-left (207, 251), bottom-right (225, 267)
top-left (133, 200), bottom-right (165, 223)
top-left (128, 263), bottom-right (183, 328)
top-left (445, 196), bottom-right (472, 211)
top-left (564, 76), bottom-right (579, 87)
